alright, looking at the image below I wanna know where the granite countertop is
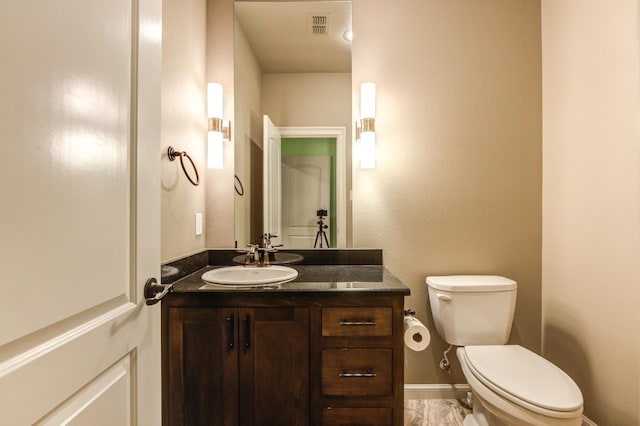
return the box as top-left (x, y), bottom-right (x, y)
top-left (162, 249), bottom-right (410, 295)
top-left (172, 264), bottom-right (409, 294)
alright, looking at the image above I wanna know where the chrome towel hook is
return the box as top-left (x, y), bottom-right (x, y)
top-left (168, 146), bottom-right (200, 186)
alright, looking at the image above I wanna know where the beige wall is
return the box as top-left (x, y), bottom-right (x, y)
top-left (161, 0), bottom-right (207, 262)
top-left (262, 73), bottom-right (352, 129)
top-left (351, 0), bottom-right (542, 384)
top-left (541, 1), bottom-right (640, 424)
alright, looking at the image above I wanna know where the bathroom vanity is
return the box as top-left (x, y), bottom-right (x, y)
top-left (161, 250), bottom-right (410, 426)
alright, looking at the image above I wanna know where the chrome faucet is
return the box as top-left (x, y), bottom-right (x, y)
top-left (239, 239), bottom-right (279, 267)
top-left (240, 244), bottom-right (260, 266)
top-left (260, 233), bottom-right (283, 266)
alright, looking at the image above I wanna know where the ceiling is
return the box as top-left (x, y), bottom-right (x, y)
top-left (235, 1), bottom-right (352, 73)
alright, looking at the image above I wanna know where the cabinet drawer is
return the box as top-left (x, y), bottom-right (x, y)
top-left (322, 407), bottom-right (392, 425)
top-left (322, 349), bottom-right (392, 396)
top-left (322, 307), bottom-right (392, 336)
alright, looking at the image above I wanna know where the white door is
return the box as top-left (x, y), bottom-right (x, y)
top-left (0, 0), bottom-right (162, 424)
top-left (263, 115), bottom-right (282, 246)
top-left (281, 156), bottom-right (331, 248)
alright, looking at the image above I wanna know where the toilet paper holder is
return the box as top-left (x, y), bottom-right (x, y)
top-left (403, 309), bottom-right (430, 352)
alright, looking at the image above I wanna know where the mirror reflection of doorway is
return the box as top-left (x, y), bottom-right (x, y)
top-left (259, 126), bottom-right (347, 248)
top-left (281, 137), bottom-right (336, 248)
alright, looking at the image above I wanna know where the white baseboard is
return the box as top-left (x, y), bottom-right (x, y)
top-left (582, 415), bottom-right (597, 426)
top-left (404, 384), bottom-right (471, 400)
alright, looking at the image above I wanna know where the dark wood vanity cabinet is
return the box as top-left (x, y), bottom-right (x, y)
top-left (163, 292), bottom-right (405, 426)
top-left (164, 303), bottom-right (309, 425)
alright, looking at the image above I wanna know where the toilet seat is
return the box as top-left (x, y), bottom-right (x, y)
top-left (461, 345), bottom-right (583, 418)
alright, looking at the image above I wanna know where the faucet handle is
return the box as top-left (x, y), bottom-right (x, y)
top-left (238, 244), bottom-right (260, 265)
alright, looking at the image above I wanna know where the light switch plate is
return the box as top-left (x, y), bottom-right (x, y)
top-left (195, 213), bottom-right (203, 236)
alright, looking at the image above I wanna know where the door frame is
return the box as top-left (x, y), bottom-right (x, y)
top-left (278, 126), bottom-right (347, 248)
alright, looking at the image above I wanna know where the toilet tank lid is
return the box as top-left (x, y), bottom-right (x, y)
top-left (426, 275), bottom-right (517, 292)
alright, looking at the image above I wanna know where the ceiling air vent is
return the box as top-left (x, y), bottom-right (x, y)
top-left (308, 14), bottom-right (330, 36)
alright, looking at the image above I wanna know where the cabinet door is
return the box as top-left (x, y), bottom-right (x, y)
top-left (239, 307), bottom-right (309, 425)
top-left (166, 307), bottom-right (239, 426)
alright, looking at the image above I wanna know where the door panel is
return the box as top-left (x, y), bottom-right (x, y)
top-left (0, 0), bottom-right (161, 423)
top-left (1, 0), bottom-right (134, 349)
top-left (37, 357), bottom-right (131, 425)
top-left (281, 156), bottom-right (331, 248)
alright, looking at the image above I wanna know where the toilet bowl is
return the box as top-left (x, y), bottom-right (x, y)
top-left (426, 275), bottom-right (583, 426)
top-left (458, 345), bottom-right (583, 426)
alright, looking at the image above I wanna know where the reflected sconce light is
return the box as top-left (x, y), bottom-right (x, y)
top-left (356, 82), bottom-right (376, 169)
top-left (207, 82), bottom-right (231, 169)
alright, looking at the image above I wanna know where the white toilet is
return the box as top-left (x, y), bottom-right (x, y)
top-left (426, 275), bottom-right (583, 426)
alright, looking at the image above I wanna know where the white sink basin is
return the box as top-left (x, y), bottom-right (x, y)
top-left (201, 265), bottom-right (298, 286)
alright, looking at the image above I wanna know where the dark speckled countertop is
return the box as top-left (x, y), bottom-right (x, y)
top-left (162, 249), bottom-right (410, 295)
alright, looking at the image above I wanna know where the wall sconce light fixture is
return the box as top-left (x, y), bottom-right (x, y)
top-left (356, 82), bottom-right (376, 169)
top-left (207, 82), bottom-right (231, 169)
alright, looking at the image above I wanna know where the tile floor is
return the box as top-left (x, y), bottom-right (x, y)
top-left (404, 399), bottom-right (471, 426)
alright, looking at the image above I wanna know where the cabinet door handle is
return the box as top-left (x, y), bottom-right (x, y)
top-left (226, 314), bottom-right (234, 352)
top-left (339, 320), bottom-right (377, 326)
top-left (242, 315), bottom-right (250, 353)
top-left (339, 370), bottom-right (377, 378)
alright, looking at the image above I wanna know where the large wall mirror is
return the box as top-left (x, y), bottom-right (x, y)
top-left (233, 0), bottom-right (352, 249)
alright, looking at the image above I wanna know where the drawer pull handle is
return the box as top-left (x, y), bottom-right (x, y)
top-left (339, 370), bottom-right (377, 378)
top-left (226, 314), bottom-right (234, 352)
top-left (243, 315), bottom-right (250, 353)
top-left (339, 321), bottom-right (377, 326)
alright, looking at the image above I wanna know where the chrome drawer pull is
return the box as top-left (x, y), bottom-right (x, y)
top-left (339, 370), bottom-right (377, 378)
top-left (339, 321), bottom-right (377, 326)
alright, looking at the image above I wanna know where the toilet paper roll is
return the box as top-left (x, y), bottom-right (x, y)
top-left (404, 315), bottom-right (430, 351)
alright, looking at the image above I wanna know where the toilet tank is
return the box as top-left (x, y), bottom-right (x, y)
top-left (426, 275), bottom-right (517, 346)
